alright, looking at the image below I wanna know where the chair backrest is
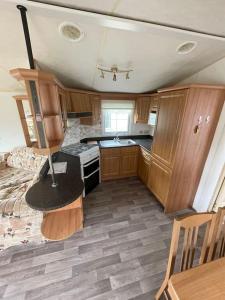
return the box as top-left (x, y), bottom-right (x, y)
top-left (155, 213), bottom-right (216, 300)
top-left (208, 207), bottom-right (225, 261)
top-left (166, 213), bottom-right (215, 279)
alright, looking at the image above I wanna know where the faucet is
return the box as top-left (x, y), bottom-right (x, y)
top-left (114, 132), bottom-right (120, 142)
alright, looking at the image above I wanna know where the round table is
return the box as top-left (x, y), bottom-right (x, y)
top-left (26, 152), bottom-right (84, 240)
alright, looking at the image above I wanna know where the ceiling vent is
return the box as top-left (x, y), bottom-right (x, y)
top-left (59, 22), bottom-right (84, 42)
top-left (176, 41), bottom-right (197, 54)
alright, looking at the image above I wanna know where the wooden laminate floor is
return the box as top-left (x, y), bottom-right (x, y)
top-left (0, 177), bottom-right (192, 300)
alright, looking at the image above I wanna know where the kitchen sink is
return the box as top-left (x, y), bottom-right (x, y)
top-left (118, 139), bottom-right (136, 145)
top-left (100, 139), bottom-right (136, 147)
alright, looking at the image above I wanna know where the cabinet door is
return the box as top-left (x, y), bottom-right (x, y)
top-left (151, 91), bottom-right (187, 168)
top-left (138, 155), bottom-right (149, 185)
top-left (58, 88), bottom-right (68, 132)
top-left (70, 92), bottom-right (92, 112)
top-left (91, 95), bottom-right (101, 125)
top-left (138, 148), bottom-right (150, 185)
top-left (120, 146), bottom-right (139, 177)
top-left (135, 97), bottom-right (151, 123)
top-left (101, 148), bottom-right (120, 180)
top-left (150, 95), bottom-right (159, 112)
top-left (166, 87), bottom-right (225, 212)
top-left (147, 158), bottom-right (171, 206)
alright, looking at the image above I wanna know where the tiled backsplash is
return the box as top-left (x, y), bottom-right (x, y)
top-left (62, 119), bottom-right (80, 147)
top-left (62, 118), bottom-right (154, 146)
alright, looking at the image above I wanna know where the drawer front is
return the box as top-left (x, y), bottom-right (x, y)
top-left (101, 148), bottom-right (121, 157)
top-left (121, 146), bottom-right (139, 154)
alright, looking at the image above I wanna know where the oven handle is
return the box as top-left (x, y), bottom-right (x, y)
top-left (83, 168), bottom-right (100, 179)
top-left (83, 157), bottom-right (99, 168)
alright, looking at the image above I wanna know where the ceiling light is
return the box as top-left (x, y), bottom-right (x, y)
top-left (59, 22), bottom-right (84, 42)
top-left (97, 65), bottom-right (133, 81)
top-left (176, 41), bottom-right (197, 54)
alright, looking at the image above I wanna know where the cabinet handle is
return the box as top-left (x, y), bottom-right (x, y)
top-left (194, 125), bottom-right (200, 134)
top-left (205, 115), bottom-right (210, 123)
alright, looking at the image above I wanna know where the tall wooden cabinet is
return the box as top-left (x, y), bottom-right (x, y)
top-left (147, 85), bottom-right (225, 213)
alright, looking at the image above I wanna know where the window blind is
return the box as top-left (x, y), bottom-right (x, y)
top-left (101, 100), bottom-right (135, 110)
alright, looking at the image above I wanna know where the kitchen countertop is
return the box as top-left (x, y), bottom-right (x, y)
top-left (81, 135), bottom-right (153, 152)
top-left (62, 143), bottom-right (98, 156)
top-left (26, 152), bottom-right (84, 212)
top-left (133, 139), bottom-right (152, 152)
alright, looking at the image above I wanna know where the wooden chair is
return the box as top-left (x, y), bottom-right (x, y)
top-left (155, 213), bottom-right (216, 300)
top-left (207, 207), bottom-right (225, 261)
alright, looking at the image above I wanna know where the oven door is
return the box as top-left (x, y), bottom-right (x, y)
top-left (83, 157), bottom-right (100, 196)
top-left (84, 169), bottom-right (100, 195)
top-left (83, 157), bottom-right (100, 177)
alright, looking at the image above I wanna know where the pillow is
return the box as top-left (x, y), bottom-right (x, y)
top-left (7, 147), bottom-right (47, 172)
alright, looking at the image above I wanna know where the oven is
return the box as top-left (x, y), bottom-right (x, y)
top-left (82, 156), bottom-right (100, 196)
top-left (62, 143), bottom-right (100, 197)
top-left (79, 147), bottom-right (100, 197)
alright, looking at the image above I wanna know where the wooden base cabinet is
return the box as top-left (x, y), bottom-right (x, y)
top-left (101, 146), bottom-right (138, 181)
top-left (120, 147), bottom-right (138, 177)
top-left (147, 158), bottom-right (171, 206)
top-left (148, 85), bottom-right (225, 213)
top-left (101, 148), bottom-right (121, 180)
top-left (138, 147), bottom-right (151, 186)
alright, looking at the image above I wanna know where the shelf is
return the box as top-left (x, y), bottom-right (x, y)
top-left (33, 140), bottom-right (62, 156)
top-left (43, 114), bottom-right (60, 118)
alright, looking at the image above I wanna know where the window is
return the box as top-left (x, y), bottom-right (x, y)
top-left (102, 100), bottom-right (134, 134)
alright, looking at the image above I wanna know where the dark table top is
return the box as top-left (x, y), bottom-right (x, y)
top-left (26, 152), bottom-right (84, 212)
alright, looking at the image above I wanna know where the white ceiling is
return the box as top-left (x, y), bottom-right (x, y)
top-left (1, 0), bottom-right (225, 93)
top-left (37, 0), bottom-right (225, 36)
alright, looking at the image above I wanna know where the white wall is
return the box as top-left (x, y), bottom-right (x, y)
top-left (0, 92), bottom-right (26, 153)
top-left (179, 57), bottom-right (225, 212)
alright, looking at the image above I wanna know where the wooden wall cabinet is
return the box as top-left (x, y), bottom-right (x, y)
top-left (68, 92), bottom-right (101, 126)
top-left (101, 146), bottom-right (138, 181)
top-left (149, 94), bottom-right (159, 112)
top-left (90, 95), bottom-right (101, 125)
top-left (58, 88), bottom-right (68, 132)
top-left (135, 96), bottom-right (151, 123)
top-left (148, 85), bottom-right (225, 213)
top-left (10, 68), bottom-right (65, 155)
top-left (138, 147), bottom-right (151, 186)
top-left (69, 92), bottom-right (92, 112)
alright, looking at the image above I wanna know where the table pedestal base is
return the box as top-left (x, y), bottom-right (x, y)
top-left (41, 196), bottom-right (83, 241)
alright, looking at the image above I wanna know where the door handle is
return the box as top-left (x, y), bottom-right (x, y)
top-left (84, 168), bottom-right (100, 179)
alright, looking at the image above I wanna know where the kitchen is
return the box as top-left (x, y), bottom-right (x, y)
top-left (57, 85), bottom-right (223, 214)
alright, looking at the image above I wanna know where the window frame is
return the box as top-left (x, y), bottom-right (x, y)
top-left (101, 108), bottom-right (133, 135)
